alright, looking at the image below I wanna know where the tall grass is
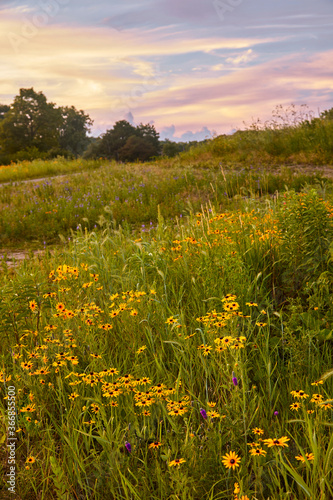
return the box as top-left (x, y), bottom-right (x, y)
top-left (1, 184), bottom-right (332, 499)
top-left (0, 159), bottom-right (329, 248)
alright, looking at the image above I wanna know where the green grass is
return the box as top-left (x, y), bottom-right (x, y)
top-left (0, 169), bottom-right (333, 499)
top-left (0, 157), bottom-right (108, 184)
top-left (0, 158), bottom-right (329, 249)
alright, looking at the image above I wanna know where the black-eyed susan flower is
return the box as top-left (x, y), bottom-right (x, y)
top-left (207, 401), bottom-right (216, 408)
top-left (290, 402), bottom-right (301, 411)
top-left (169, 458), bottom-right (186, 467)
top-left (26, 456), bottom-right (36, 464)
top-left (291, 390), bottom-right (309, 399)
top-left (29, 300), bottom-right (38, 312)
top-left (221, 451), bottom-right (241, 470)
top-left (149, 441), bottom-right (162, 449)
top-left (249, 447), bottom-right (267, 457)
top-left (263, 436), bottom-right (290, 448)
top-left (310, 394), bottom-right (324, 403)
top-left (207, 410), bottom-right (220, 418)
top-left (68, 392), bottom-right (79, 401)
top-left (252, 427), bottom-right (264, 435)
top-left (295, 452), bottom-right (314, 462)
top-left (311, 379), bottom-right (324, 386)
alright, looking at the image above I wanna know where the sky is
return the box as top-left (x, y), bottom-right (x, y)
top-left (0, 0), bottom-right (333, 141)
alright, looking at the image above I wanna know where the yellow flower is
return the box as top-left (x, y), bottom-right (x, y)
top-left (26, 456), bottom-right (36, 464)
top-left (252, 427), bottom-right (264, 435)
top-left (295, 452), bottom-right (314, 462)
top-left (29, 300), bottom-right (38, 312)
top-left (263, 436), bottom-right (290, 448)
top-left (149, 441), bottom-right (162, 449)
top-left (221, 451), bottom-right (241, 470)
top-left (249, 447), bottom-right (267, 457)
top-left (169, 458), bottom-right (186, 467)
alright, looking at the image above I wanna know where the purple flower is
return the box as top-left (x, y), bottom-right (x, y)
top-left (274, 411), bottom-right (279, 416)
top-left (125, 441), bottom-right (132, 453)
top-left (200, 408), bottom-right (207, 420)
top-left (232, 371), bottom-right (238, 386)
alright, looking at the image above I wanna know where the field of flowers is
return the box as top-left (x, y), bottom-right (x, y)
top-left (0, 159), bottom-right (333, 499)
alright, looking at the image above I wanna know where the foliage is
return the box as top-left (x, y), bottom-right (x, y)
top-left (0, 159), bottom-right (330, 247)
top-left (0, 185), bottom-right (332, 499)
top-left (0, 88), bottom-right (93, 163)
top-left (87, 120), bottom-right (161, 162)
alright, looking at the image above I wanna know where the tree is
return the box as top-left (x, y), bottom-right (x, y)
top-left (0, 88), bottom-right (62, 154)
top-left (118, 135), bottom-right (157, 162)
top-left (136, 122), bottom-right (160, 153)
top-left (0, 104), bottom-right (10, 121)
top-left (99, 120), bottom-right (137, 160)
top-left (58, 106), bottom-right (93, 157)
top-left (93, 120), bottom-right (160, 161)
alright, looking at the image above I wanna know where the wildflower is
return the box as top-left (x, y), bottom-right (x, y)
top-left (56, 303), bottom-right (66, 312)
top-left (274, 411), bottom-right (279, 416)
top-left (68, 392), bottom-right (79, 401)
top-left (136, 346), bottom-right (147, 354)
top-left (232, 372), bottom-right (238, 386)
top-left (149, 441), bottom-right (162, 449)
top-left (202, 346), bottom-right (212, 356)
top-left (207, 401), bottom-right (216, 408)
top-left (290, 403), bottom-right (301, 411)
top-left (263, 436), bottom-right (290, 448)
top-left (26, 456), bottom-right (36, 464)
top-left (321, 403), bottom-right (332, 410)
top-left (311, 379), bottom-right (324, 386)
top-left (252, 427), bottom-right (264, 435)
top-left (20, 405), bottom-right (36, 413)
top-left (200, 408), bottom-right (207, 420)
top-left (207, 410), bottom-right (220, 418)
top-left (246, 302), bottom-right (258, 307)
top-left (221, 451), bottom-right (241, 470)
top-left (249, 447), bottom-right (267, 456)
top-left (125, 441), bottom-right (132, 453)
top-left (290, 390), bottom-right (309, 399)
top-left (256, 322), bottom-right (267, 327)
top-left (169, 458), bottom-right (186, 467)
top-left (234, 483), bottom-right (240, 494)
top-left (295, 452), bottom-right (315, 462)
top-left (29, 300), bottom-right (38, 312)
top-left (141, 409), bottom-right (151, 416)
top-left (310, 394), bottom-right (324, 403)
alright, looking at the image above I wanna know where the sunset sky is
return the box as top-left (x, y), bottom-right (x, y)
top-left (0, 0), bottom-right (333, 141)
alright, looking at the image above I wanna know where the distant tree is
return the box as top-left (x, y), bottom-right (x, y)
top-left (0, 88), bottom-right (62, 154)
top-left (162, 139), bottom-right (181, 157)
top-left (94, 120), bottom-right (160, 161)
top-left (99, 120), bottom-right (137, 160)
top-left (58, 105), bottom-right (93, 157)
top-left (0, 104), bottom-right (10, 121)
top-left (136, 122), bottom-right (160, 153)
top-left (118, 135), bottom-right (157, 162)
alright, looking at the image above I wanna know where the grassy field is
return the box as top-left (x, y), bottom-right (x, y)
top-left (0, 156), bottom-right (333, 500)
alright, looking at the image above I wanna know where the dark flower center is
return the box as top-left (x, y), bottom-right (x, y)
top-left (230, 459), bottom-right (235, 464)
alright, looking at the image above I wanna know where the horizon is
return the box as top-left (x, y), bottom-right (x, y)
top-left (0, 0), bottom-right (332, 141)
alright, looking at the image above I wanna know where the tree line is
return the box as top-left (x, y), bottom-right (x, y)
top-left (0, 88), bottom-right (200, 165)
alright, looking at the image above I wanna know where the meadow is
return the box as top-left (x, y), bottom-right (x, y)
top-left (0, 154), bottom-right (333, 499)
